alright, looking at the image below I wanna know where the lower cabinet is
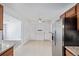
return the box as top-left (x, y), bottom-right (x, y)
top-left (65, 48), bottom-right (74, 56)
top-left (0, 47), bottom-right (13, 56)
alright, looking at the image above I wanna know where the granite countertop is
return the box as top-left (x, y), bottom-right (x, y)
top-left (65, 46), bottom-right (79, 56)
top-left (0, 43), bottom-right (14, 55)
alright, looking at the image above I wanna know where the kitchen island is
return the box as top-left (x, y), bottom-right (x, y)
top-left (0, 43), bottom-right (14, 56)
top-left (65, 46), bottom-right (79, 56)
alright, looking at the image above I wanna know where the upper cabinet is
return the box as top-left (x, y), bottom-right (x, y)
top-left (77, 3), bottom-right (79, 14)
top-left (60, 3), bottom-right (79, 32)
top-left (66, 6), bottom-right (76, 18)
top-left (0, 4), bottom-right (3, 30)
top-left (77, 4), bottom-right (79, 31)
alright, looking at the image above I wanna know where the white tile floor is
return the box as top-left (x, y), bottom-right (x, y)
top-left (14, 40), bottom-right (52, 56)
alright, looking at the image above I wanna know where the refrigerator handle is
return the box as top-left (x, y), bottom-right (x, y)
top-left (52, 31), bottom-right (56, 46)
top-left (52, 33), bottom-right (53, 40)
top-left (54, 31), bottom-right (56, 46)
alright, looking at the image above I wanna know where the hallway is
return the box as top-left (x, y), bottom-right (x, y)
top-left (14, 40), bottom-right (52, 56)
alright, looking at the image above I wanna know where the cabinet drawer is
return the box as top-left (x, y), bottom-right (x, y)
top-left (66, 6), bottom-right (76, 18)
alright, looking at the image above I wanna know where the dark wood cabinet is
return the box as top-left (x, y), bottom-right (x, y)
top-left (77, 3), bottom-right (79, 14)
top-left (61, 3), bottom-right (79, 56)
top-left (66, 6), bottom-right (76, 18)
top-left (77, 3), bottom-right (79, 31)
top-left (60, 3), bottom-right (79, 31)
top-left (77, 15), bottom-right (79, 31)
top-left (65, 48), bottom-right (74, 56)
top-left (0, 47), bottom-right (14, 56)
top-left (0, 4), bottom-right (3, 30)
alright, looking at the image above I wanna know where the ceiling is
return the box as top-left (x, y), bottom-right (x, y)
top-left (3, 3), bottom-right (76, 23)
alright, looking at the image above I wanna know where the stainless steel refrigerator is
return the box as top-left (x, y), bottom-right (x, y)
top-left (52, 19), bottom-right (64, 56)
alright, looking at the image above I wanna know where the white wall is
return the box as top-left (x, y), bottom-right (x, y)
top-left (3, 13), bottom-right (21, 41)
top-left (21, 19), bottom-right (52, 42)
top-left (29, 20), bottom-right (52, 40)
top-left (21, 20), bottom-right (31, 43)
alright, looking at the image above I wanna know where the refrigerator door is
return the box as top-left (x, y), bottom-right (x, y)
top-left (52, 19), bottom-right (63, 56)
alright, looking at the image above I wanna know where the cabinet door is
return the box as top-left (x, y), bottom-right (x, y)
top-left (77, 4), bottom-right (79, 31)
top-left (77, 3), bottom-right (79, 14)
top-left (0, 47), bottom-right (13, 56)
top-left (0, 5), bottom-right (3, 30)
top-left (66, 6), bottom-right (76, 18)
top-left (77, 15), bottom-right (79, 31)
top-left (65, 49), bottom-right (74, 56)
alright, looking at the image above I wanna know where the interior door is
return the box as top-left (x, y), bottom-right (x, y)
top-left (52, 19), bottom-right (63, 56)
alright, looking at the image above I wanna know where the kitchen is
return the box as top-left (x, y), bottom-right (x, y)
top-left (0, 3), bottom-right (79, 56)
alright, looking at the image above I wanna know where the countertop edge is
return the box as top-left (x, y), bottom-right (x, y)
top-left (65, 46), bottom-right (78, 56)
top-left (0, 45), bottom-right (14, 56)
